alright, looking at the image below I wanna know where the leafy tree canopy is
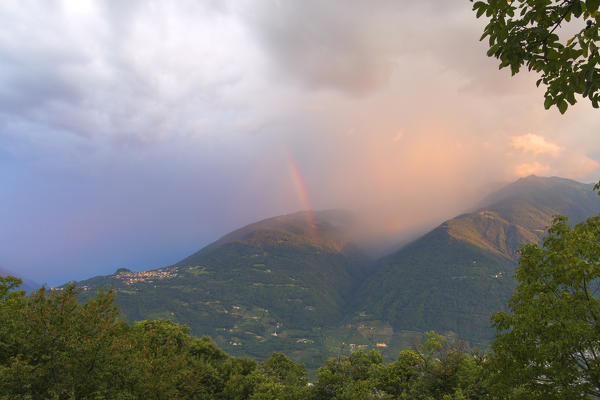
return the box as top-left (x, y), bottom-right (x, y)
top-left (0, 274), bottom-right (489, 399)
top-left (487, 214), bottom-right (600, 399)
top-left (473, 0), bottom-right (600, 113)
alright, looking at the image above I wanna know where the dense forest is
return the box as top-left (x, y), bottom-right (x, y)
top-left (0, 276), bottom-right (488, 399)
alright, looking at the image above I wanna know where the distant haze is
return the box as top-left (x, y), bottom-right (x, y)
top-left (1, 1), bottom-right (599, 286)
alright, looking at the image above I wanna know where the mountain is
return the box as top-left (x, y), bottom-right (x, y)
top-left (75, 210), bottom-right (371, 368)
top-left (71, 176), bottom-right (600, 367)
top-left (353, 175), bottom-right (600, 343)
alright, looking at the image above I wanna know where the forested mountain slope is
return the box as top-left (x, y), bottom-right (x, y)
top-left (75, 210), bottom-right (371, 368)
top-left (353, 175), bottom-right (600, 342)
top-left (72, 176), bottom-right (600, 366)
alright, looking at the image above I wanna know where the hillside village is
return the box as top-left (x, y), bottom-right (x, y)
top-left (114, 268), bottom-right (178, 285)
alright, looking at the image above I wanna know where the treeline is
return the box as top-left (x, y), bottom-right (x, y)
top-left (0, 276), bottom-right (488, 399)
top-left (4, 216), bottom-right (600, 399)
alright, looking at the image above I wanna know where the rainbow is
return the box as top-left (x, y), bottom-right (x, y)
top-left (286, 152), bottom-right (318, 240)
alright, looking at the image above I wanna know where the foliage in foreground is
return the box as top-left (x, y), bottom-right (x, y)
top-left (487, 214), bottom-right (600, 399)
top-left (473, 0), bottom-right (600, 113)
top-left (0, 277), bottom-right (488, 399)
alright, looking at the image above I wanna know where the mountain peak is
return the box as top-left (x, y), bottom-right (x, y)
top-left (513, 174), bottom-right (588, 186)
top-left (480, 175), bottom-right (597, 217)
top-left (67, 175), bottom-right (600, 370)
top-left (357, 175), bottom-right (600, 343)
top-left (448, 175), bottom-right (600, 260)
top-left (187, 209), bottom-right (357, 259)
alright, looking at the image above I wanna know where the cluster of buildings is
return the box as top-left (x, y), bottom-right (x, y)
top-left (114, 269), bottom-right (178, 285)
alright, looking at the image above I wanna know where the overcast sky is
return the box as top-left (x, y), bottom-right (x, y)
top-left (1, 0), bottom-right (599, 286)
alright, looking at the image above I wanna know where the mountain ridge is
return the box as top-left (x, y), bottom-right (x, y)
top-left (72, 209), bottom-right (372, 368)
top-left (353, 174), bottom-right (600, 342)
top-left (178, 209), bottom-right (360, 264)
top-left (68, 175), bottom-right (600, 368)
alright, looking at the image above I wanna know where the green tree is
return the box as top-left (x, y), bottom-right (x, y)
top-left (128, 319), bottom-right (195, 399)
top-left (181, 336), bottom-right (231, 399)
top-left (248, 352), bottom-right (310, 400)
top-left (259, 352), bottom-right (308, 387)
top-left (0, 283), bottom-right (131, 399)
top-left (404, 332), bottom-right (488, 400)
top-left (487, 214), bottom-right (600, 399)
top-left (0, 278), bottom-right (275, 400)
top-left (473, 0), bottom-right (600, 113)
top-left (310, 334), bottom-right (488, 400)
top-left (0, 276), bottom-right (26, 366)
top-left (378, 350), bottom-right (422, 397)
top-left (313, 350), bottom-right (390, 400)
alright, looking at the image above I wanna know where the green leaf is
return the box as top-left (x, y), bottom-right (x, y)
top-left (487, 44), bottom-right (500, 57)
top-left (476, 0), bottom-right (599, 117)
top-left (583, 80), bottom-right (592, 97)
top-left (587, 0), bottom-right (600, 13)
top-left (476, 4), bottom-right (487, 18)
top-left (558, 99), bottom-right (568, 114)
top-left (574, 0), bottom-right (584, 17)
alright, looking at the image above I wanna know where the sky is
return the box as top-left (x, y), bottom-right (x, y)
top-left (1, 0), bottom-right (599, 286)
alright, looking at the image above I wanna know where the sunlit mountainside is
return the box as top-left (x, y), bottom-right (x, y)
top-left (70, 175), bottom-right (600, 370)
top-left (355, 175), bottom-right (600, 342)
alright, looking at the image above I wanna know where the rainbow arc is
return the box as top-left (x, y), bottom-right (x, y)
top-left (286, 152), bottom-right (318, 241)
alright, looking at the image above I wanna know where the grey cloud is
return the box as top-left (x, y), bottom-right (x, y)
top-left (244, 1), bottom-right (479, 95)
top-left (0, 0), bottom-right (252, 142)
top-left (245, 0), bottom-right (404, 95)
top-left (0, 41), bottom-right (85, 116)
